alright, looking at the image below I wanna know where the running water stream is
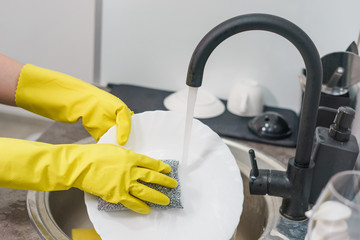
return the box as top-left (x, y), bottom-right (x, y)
top-left (181, 86), bottom-right (198, 166)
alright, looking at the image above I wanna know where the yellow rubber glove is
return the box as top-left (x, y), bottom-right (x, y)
top-left (15, 64), bottom-right (132, 144)
top-left (0, 137), bottom-right (178, 214)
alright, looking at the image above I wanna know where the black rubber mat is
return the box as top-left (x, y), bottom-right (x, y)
top-left (108, 84), bottom-right (299, 147)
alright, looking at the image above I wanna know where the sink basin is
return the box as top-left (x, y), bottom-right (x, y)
top-left (225, 139), bottom-right (284, 240)
top-left (27, 137), bottom-right (285, 240)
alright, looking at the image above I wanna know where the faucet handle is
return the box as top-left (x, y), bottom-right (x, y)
top-left (249, 149), bottom-right (259, 179)
top-left (248, 149), bottom-right (269, 195)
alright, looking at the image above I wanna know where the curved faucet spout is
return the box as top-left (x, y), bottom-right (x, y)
top-left (186, 13), bottom-right (323, 220)
top-left (186, 13), bottom-right (322, 168)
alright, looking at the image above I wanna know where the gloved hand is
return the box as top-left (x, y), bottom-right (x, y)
top-left (15, 64), bottom-right (132, 145)
top-left (0, 137), bottom-right (178, 214)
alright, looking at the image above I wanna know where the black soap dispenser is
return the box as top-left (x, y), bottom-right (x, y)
top-left (309, 106), bottom-right (359, 204)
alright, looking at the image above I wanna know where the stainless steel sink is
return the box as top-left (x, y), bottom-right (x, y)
top-left (224, 139), bottom-right (285, 240)
top-left (27, 138), bottom-right (285, 240)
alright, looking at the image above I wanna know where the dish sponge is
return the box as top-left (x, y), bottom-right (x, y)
top-left (97, 159), bottom-right (183, 211)
top-left (71, 229), bottom-right (101, 240)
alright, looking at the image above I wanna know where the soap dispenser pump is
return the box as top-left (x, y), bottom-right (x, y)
top-left (309, 106), bottom-right (359, 204)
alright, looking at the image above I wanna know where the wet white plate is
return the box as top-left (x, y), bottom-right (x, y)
top-left (85, 111), bottom-right (243, 240)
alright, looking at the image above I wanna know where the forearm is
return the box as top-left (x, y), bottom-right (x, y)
top-left (0, 54), bottom-right (24, 106)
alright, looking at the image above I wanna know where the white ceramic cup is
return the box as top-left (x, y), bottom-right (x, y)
top-left (227, 80), bottom-right (263, 117)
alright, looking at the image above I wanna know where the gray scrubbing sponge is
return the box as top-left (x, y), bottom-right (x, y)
top-left (97, 159), bottom-right (183, 212)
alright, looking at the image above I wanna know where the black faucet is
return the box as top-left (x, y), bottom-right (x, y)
top-left (186, 13), bottom-right (322, 220)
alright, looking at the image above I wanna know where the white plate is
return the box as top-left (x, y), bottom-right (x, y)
top-left (85, 111), bottom-right (243, 240)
